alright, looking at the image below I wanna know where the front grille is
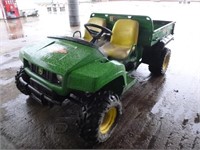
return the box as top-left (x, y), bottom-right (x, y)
top-left (26, 60), bottom-right (59, 84)
top-left (30, 63), bottom-right (53, 80)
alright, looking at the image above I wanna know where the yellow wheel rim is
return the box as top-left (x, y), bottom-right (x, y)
top-left (99, 107), bottom-right (117, 134)
top-left (162, 53), bottom-right (170, 72)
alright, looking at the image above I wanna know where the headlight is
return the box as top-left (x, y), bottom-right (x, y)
top-left (56, 74), bottom-right (63, 83)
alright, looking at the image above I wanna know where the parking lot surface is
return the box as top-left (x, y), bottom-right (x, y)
top-left (0, 1), bottom-right (200, 149)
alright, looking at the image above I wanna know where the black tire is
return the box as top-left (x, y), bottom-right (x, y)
top-left (15, 67), bottom-right (30, 95)
top-left (149, 48), bottom-right (171, 75)
top-left (79, 91), bottom-right (122, 144)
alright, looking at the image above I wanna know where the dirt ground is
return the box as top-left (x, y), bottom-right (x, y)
top-left (0, 1), bottom-right (200, 149)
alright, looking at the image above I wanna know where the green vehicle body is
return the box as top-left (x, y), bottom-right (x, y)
top-left (20, 37), bottom-right (127, 96)
top-left (16, 13), bottom-right (175, 143)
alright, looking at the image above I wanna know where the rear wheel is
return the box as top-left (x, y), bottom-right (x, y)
top-left (149, 48), bottom-right (171, 75)
top-left (79, 91), bottom-right (122, 144)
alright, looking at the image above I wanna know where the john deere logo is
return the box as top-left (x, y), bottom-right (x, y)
top-left (38, 67), bottom-right (43, 75)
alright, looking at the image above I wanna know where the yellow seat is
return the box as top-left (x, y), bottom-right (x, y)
top-left (101, 19), bottom-right (139, 59)
top-left (83, 17), bottom-right (106, 42)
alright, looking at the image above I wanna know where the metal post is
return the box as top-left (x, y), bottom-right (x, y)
top-left (68, 0), bottom-right (80, 27)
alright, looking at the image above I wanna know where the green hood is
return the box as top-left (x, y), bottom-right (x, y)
top-left (20, 37), bottom-right (104, 75)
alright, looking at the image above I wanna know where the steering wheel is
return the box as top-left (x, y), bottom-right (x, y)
top-left (84, 23), bottom-right (112, 43)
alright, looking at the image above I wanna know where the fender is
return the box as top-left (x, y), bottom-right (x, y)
top-left (67, 60), bottom-right (127, 93)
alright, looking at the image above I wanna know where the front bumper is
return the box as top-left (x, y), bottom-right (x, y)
top-left (19, 76), bottom-right (64, 105)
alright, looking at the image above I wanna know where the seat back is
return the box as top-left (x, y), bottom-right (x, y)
top-left (83, 17), bottom-right (106, 42)
top-left (110, 19), bottom-right (139, 47)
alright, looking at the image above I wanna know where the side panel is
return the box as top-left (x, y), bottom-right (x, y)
top-left (67, 60), bottom-right (127, 93)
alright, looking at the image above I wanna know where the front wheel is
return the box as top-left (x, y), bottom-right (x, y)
top-left (15, 67), bottom-right (30, 95)
top-left (149, 48), bottom-right (171, 75)
top-left (79, 91), bottom-right (122, 144)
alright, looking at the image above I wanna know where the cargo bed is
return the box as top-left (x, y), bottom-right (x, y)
top-left (152, 20), bottom-right (175, 45)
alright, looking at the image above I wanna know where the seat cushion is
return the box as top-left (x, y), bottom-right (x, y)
top-left (101, 42), bottom-right (135, 59)
top-left (101, 19), bottom-right (139, 59)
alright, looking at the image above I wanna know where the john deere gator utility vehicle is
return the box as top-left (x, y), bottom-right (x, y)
top-left (15, 13), bottom-right (175, 143)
